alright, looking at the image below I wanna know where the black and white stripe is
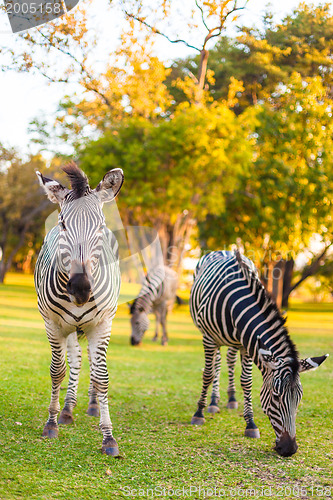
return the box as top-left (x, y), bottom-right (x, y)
top-left (130, 265), bottom-right (178, 346)
top-left (190, 250), bottom-right (328, 457)
top-left (34, 163), bottom-right (124, 456)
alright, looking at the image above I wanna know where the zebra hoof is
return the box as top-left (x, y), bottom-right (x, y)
top-left (226, 401), bottom-right (238, 409)
top-left (87, 404), bottom-right (100, 417)
top-left (245, 428), bottom-right (260, 439)
top-left (191, 416), bottom-right (205, 425)
top-left (58, 410), bottom-right (74, 425)
top-left (42, 423), bottom-right (58, 439)
top-left (161, 341), bottom-right (168, 346)
top-left (102, 438), bottom-right (119, 457)
top-left (207, 405), bottom-right (220, 414)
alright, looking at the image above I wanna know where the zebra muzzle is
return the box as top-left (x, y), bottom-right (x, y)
top-left (66, 272), bottom-right (92, 306)
top-left (275, 432), bottom-right (298, 457)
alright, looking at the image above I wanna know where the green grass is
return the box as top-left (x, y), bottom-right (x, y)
top-left (0, 273), bottom-right (332, 500)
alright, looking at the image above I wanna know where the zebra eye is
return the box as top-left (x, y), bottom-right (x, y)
top-left (59, 220), bottom-right (66, 231)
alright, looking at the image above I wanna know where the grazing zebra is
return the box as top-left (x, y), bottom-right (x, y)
top-left (34, 163), bottom-right (124, 456)
top-left (190, 250), bottom-right (328, 457)
top-left (130, 265), bottom-right (178, 346)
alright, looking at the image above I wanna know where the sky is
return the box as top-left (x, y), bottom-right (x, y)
top-left (0, 0), bottom-right (323, 155)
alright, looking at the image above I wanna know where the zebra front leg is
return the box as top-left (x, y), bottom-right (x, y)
top-left (87, 326), bottom-right (119, 456)
top-left (191, 343), bottom-right (218, 425)
top-left (86, 345), bottom-right (99, 417)
top-left (240, 352), bottom-right (260, 439)
top-left (59, 332), bottom-right (82, 425)
top-left (43, 329), bottom-right (67, 439)
top-left (226, 347), bottom-right (238, 409)
top-left (207, 348), bottom-right (221, 414)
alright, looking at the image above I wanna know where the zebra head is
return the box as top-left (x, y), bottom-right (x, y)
top-left (37, 163), bottom-right (124, 307)
top-left (259, 343), bottom-right (328, 457)
top-left (130, 299), bottom-right (150, 345)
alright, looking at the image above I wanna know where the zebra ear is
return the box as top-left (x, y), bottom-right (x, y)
top-left (95, 168), bottom-right (124, 203)
top-left (36, 171), bottom-right (69, 204)
top-left (258, 337), bottom-right (278, 370)
top-left (299, 354), bottom-right (329, 373)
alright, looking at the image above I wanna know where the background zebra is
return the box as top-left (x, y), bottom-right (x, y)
top-left (130, 265), bottom-right (178, 346)
top-left (35, 163), bottom-right (124, 456)
top-left (190, 250), bottom-right (328, 457)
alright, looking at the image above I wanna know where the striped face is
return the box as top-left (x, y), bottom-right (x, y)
top-left (36, 164), bottom-right (124, 307)
top-left (58, 194), bottom-right (106, 306)
top-left (260, 363), bottom-right (303, 457)
top-left (130, 309), bottom-right (150, 345)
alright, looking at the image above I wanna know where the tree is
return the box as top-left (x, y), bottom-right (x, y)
top-left (79, 102), bottom-right (254, 270)
top-left (167, 3), bottom-right (333, 110)
top-left (199, 73), bottom-right (333, 306)
top-left (119, 0), bottom-right (248, 104)
top-left (0, 147), bottom-right (53, 283)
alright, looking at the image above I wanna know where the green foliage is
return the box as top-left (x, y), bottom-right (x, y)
top-left (199, 74), bottom-right (333, 262)
top-left (80, 103), bottom-right (254, 227)
top-left (169, 3), bottom-right (333, 110)
top-left (0, 147), bottom-right (53, 281)
top-left (0, 275), bottom-right (332, 499)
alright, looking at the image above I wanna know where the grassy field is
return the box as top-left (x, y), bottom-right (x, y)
top-left (0, 273), bottom-right (332, 500)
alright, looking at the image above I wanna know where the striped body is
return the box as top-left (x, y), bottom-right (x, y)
top-left (190, 250), bottom-right (327, 457)
top-left (130, 266), bottom-right (178, 345)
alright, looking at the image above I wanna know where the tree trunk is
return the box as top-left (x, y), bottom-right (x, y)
top-left (266, 260), bottom-right (286, 310)
top-left (165, 211), bottom-right (195, 274)
top-left (0, 260), bottom-right (6, 283)
top-left (272, 260), bottom-right (285, 310)
top-left (196, 49), bottom-right (209, 103)
top-left (282, 259), bottom-right (294, 308)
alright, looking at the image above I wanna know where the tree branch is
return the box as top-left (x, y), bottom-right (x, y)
top-left (124, 11), bottom-right (201, 52)
top-left (288, 242), bottom-right (333, 295)
top-left (35, 30), bottom-right (114, 109)
top-left (195, 0), bottom-right (209, 32)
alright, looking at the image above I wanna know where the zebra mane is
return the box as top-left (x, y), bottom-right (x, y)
top-left (62, 162), bottom-right (90, 199)
top-left (235, 250), bottom-right (299, 378)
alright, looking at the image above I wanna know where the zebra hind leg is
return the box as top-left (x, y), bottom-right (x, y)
top-left (191, 344), bottom-right (218, 425)
top-left (43, 333), bottom-right (67, 439)
top-left (240, 352), bottom-right (260, 439)
top-left (160, 304), bottom-right (168, 346)
top-left (207, 349), bottom-right (221, 414)
top-left (226, 347), bottom-right (238, 409)
top-left (59, 332), bottom-right (82, 425)
top-left (152, 310), bottom-right (160, 342)
top-left (86, 345), bottom-right (99, 417)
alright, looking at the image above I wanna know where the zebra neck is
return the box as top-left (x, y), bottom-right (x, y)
top-left (134, 272), bottom-right (164, 313)
top-left (242, 316), bottom-right (298, 375)
top-left (134, 293), bottom-right (153, 314)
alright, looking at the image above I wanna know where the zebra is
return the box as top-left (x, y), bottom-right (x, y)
top-left (190, 250), bottom-right (328, 457)
top-left (130, 265), bottom-right (178, 346)
top-left (34, 162), bottom-right (124, 456)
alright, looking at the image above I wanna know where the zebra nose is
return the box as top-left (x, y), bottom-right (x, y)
top-left (130, 337), bottom-right (141, 346)
top-left (66, 273), bottom-right (92, 305)
top-left (275, 432), bottom-right (298, 457)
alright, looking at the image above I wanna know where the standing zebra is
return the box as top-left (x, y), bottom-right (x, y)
top-left (190, 250), bottom-right (328, 457)
top-left (130, 265), bottom-right (178, 346)
top-left (35, 163), bottom-right (124, 456)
